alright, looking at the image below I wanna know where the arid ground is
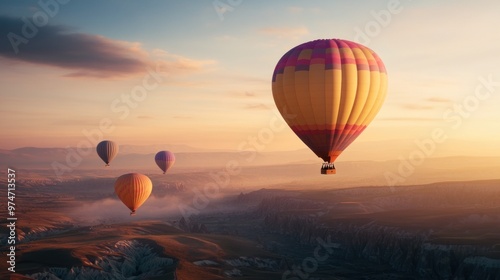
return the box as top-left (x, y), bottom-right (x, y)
top-left (1, 149), bottom-right (500, 279)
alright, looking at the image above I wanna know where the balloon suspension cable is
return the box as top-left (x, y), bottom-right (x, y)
top-left (321, 162), bottom-right (336, 175)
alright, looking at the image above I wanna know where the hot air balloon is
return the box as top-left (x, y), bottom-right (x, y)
top-left (154, 151), bottom-right (175, 174)
top-left (114, 173), bottom-right (152, 215)
top-left (271, 39), bottom-right (387, 174)
top-left (96, 140), bottom-right (118, 166)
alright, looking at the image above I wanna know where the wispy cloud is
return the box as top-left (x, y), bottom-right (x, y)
top-left (243, 103), bottom-right (270, 110)
top-left (227, 91), bottom-right (259, 99)
top-left (0, 16), bottom-right (215, 78)
top-left (398, 98), bottom-right (453, 112)
top-left (258, 26), bottom-right (309, 40)
top-left (152, 49), bottom-right (216, 73)
top-left (52, 119), bottom-right (102, 126)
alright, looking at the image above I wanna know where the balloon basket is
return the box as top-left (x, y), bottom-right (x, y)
top-left (321, 163), bottom-right (336, 175)
top-left (321, 168), bottom-right (336, 175)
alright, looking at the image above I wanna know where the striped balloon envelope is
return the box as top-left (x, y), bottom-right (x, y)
top-left (114, 173), bottom-right (152, 215)
top-left (271, 39), bottom-right (388, 174)
top-left (154, 151), bottom-right (175, 174)
top-left (96, 140), bottom-right (119, 166)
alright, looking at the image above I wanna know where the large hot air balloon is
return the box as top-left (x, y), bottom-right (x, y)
top-left (154, 151), bottom-right (175, 174)
top-left (96, 140), bottom-right (118, 166)
top-left (271, 39), bottom-right (387, 174)
top-left (114, 173), bottom-right (152, 215)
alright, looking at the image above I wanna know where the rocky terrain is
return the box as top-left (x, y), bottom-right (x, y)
top-left (248, 183), bottom-right (500, 280)
top-left (3, 172), bottom-right (500, 279)
top-left (26, 240), bottom-right (177, 280)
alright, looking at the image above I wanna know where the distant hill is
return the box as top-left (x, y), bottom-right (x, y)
top-left (0, 146), bottom-right (316, 170)
top-left (0, 146), bottom-right (499, 188)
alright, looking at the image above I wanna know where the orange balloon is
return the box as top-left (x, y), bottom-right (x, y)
top-left (114, 173), bottom-right (152, 215)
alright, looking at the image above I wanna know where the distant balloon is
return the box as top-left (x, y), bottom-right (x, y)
top-left (271, 39), bottom-right (388, 174)
top-left (96, 140), bottom-right (118, 166)
top-left (154, 151), bottom-right (175, 174)
top-left (114, 173), bottom-right (152, 215)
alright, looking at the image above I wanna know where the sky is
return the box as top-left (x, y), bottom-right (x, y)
top-left (1, 0), bottom-right (500, 161)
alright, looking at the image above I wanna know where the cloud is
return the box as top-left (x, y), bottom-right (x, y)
top-left (227, 91), bottom-right (259, 99)
top-left (0, 16), bottom-right (214, 78)
top-left (230, 75), bottom-right (268, 85)
top-left (152, 49), bottom-right (216, 73)
top-left (70, 196), bottom-right (184, 223)
top-left (243, 103), bottom-right (270, 110)
top-left (398, 98), bottom-right (453, 112)
top-left (258, 26), bottom-right (309, 40)
top-left (52, 119), bottom-right (103, 126)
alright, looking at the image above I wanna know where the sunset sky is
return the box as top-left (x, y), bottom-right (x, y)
top-left (1, 0), bottom-right (499, 160)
